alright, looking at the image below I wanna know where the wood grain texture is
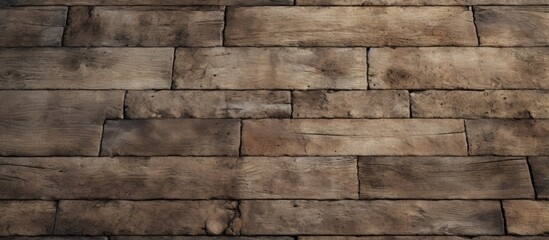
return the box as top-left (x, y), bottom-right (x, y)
top-left (64, 6), bottom-right (223, 47)
top-left (297, 0), bottom-right (549, 5)
top-left (242, 119), bottom-right (467, 156)
top-left (0, 7), bottom-right (66, 46)
top-left (475, 7), bottom-right (549, 46)
top-left (112, 237), bottom-right (293, 240)
top-left (0, 201), bottom-right (56, 236)
top-left (369, 47), bottom-right (549, 90)
top-left (529, 157), bottom-right (549, 199)
top-left (466, 119), bottom-right (549, 156)
top-left (0, 48), bottom-right (173, 90)
top-left (359, 157), bottom-right (534, 199)
top-left (174, 48), bottom-right (367, 90)
top-left (0, 91), bottom-right (124, 156)
top-left (225, 7), bottom-right (477, 47)
top-left (0, 156), bottom-right (357, 200)
top-left (299, 237), bottom-right (469, 240)
top-left (292, 90), bottom-right (409, 118)
top-left (240, 200), bottom-right (504, 235)
top-left (411, 90), bottom-right (549, 118)
top-left (503, 200), bottom-right (549, 235)
top-left (4, 0), bottom-right (293, 5)
top-left (125, 90), bottom-right (291, 119)
top-left (54, 200), bottom-right (238, 235)
top-left (100, 119), bottom-right (240, 156)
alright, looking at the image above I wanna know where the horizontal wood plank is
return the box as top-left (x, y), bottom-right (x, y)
top-left (503, 200), bottom-right (549, 235)
top-left (297, 0), bottom-right (549, 5)
top-left (0, 201), bottom-right (56, 236)
top-left (225, 7), bottom-right (477, 46)
top-left (5, 0), bottom-right (293, 5)
top-left (0, 7), bottom-right (66, 46)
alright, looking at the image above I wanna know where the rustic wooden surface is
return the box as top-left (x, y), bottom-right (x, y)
top-left (0, 7), bottom-right (66, 46)
top-left (529, 157), bottom-right (549, 199)
top-left (503, 201), bottom-right (549, 235)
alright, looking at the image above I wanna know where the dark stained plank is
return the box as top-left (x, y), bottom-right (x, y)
top-left (100, 119), bottom-right (240, 156)
top-left (529, 157), bottom-right (549, 199)
top-left (225, 7), bottom-right (477, 46)
top-left (64, 6), bottom-right (224, 47)
top-left (4, 0), bottom-right (293, 5)
top-left (174, 48), bottom-right (367, 90)
top-left (359, 157), bottom-right (534, 199)
top-left (0, 7), bottom-right (66, 46)
top-left (0, 48), bottom-right (173, 90)
top-left (0, 91), bottom-right (124, 156)
top-left (240, 200), bottom-right (504, 235)
top-left (0, 201), bottom-right (56, 236)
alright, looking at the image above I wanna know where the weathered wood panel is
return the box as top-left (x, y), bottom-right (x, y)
top-left (0, 157), bottom-right (358, 199)
top-left (174, 48), bottom-right (366, 90)
top-left (293, 90), bottom-right (409, 118)
top-left (242, 119), bottom-right (467, 156)
top-left (369, 47), bottom-right (549, 90)
top-left (54, 201), bottom-right (238, 235)
top-left (125, 91), bottom-right (291, 118)
top-left (359, 157), bottom-right (534, 199)
top-left (0, 7), bottom-right (66, 46)
top-left (529, 157), bottom-right (549, 199)
top-left (64, 6), bottom-right (224, 47)
top-left (0, 201), bottom-right (56, 236)
top-left (297, 0), bottom-right (549, 5)
top-left (225, 7), bottom-right (477, 46)
top-left (0, 91), bottom-right (124, 156)
top-left (0, 48), bottom-right (173, 90)
top-left (466, 120), bottom-right (549, 156)
top-left (503, 200), bottom-right (549, 235)
top-left (411, 90), bottom-right (549, 118)
top-left (475, 7), bottom-right (549, 46)
top-left (240, 200), bottom-right (504, 235)
top-left (100, 119), bottom-right (240, 156)
top-left (4, 0), bottom-right (293, 5)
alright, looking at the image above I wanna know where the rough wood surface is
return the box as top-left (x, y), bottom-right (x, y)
top-left (240, 200), bottom-right (504, 235)
top-left (0, 156), bottom-right (358, 199)
top-left (369, 47), bottom-right (549, 90)
top-left (297, 0), bottom-right (549, 5)
top-left (359, 157), bottom-right (534, 199)
top-left (174, 48), bottom-right (367, 89)
top-left (54, 200), bottom-right (238, 235)
top-left (299, 237), bottom-right (470, 240)
top-left (0, 48), bottom-right (173, 90)
top-left (225, 7), bottom-right (477, 46)
top-left (112, 237), bottom-right (293, 240)
top-left (475, 7), bottom-right (549, 46)
top-left (292, 90), bottom-right (409, 118)
top-left (0, 7), bottom-right (66, 46)
top-left (503, 200), bottom-right (549, 235)
top-left (0, 91), bottom-right (124, 156)
top-left (411, 90), bottom-right (549, 118)
top-left (5, 0), bottom-right (293, 5)
top-left (0, 201), bottom-right (56, 236)
top-left (125, 90), bottom-right (291, 118)
top-left (529, 157), bottom-right (549, 199)
top-left (64, 7), bottom-right (224, 47)
top-left (466, 120), bottom-right (549, 156)
top-left (100, 119), bottom-right (240, 156)
top-left (242, 119), bottom-right (467, 156)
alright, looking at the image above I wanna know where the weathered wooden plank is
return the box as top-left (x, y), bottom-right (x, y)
top-left (411, 90), bottom-right (549, 118)
top-left (240, 200), bottom-right (504, 235)
top-left (529, 157), bottom-right (549, 199)
top-left (0, 91), bottom-right (124, 156)
top-left (0, 7), bottom-right (66, 46)
top-left (293, 90), bottom-right (409, 118)
top-left (297, 0), bottom-right (549, 5)
top-left (4, 0), bottom-right (293, 5)
top-left (0, 48), bottom-right (173, 90)
top-left (475, 7), bottom-right (549, 46)
top-left (174, 48), bottom-right (366, 90)
top-left (369, 47), bottom-right (549, 90)
top-left (466, 120), bottom-right (549, 156)
top-left (503, 200), bottom-right (549, 235)
top-left (64, 6), bottom-right (224, 47)
top-left (0, 156), bottom-right (357, 199)
top-left (225, 7), bottom-right (477, 46)
top-left (100, 119), bottom-right (240, 156)
top-left (0, 201), bottom-right (56, 236)
top-left (299, 237), bottom-right (468, 240)
top-left (112, 237), bottom-right (293, 240)
top-left (242, 119), bottom-right (467, 156)
top-left (125, 91), bottom-right (291, 119)
top-left (54, 200), bottom-right (238, 235)
top-left (359, 157), bottom-right (534, 199)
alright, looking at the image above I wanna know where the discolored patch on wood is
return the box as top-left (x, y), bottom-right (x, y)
top-left (64, 6), bottom-right (224, 47)
top-left (173, 48), bottom-right (366, 90)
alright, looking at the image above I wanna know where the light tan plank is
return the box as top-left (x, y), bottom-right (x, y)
top-left (503, 200), bottom-right (549, 235)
